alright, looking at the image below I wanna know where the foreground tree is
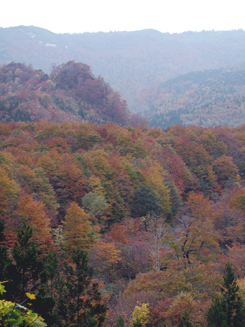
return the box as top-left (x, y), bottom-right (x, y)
top-left (178, 311), bottom-right (193, 327)
top-left (207, 263), bottom-right (245, 327)
top-left (0, 220), bottom-right (12, 282)
top-left (0, 282), bottom-right (47, 327)
top-left (5, 221), bottom-right (44, 303)
top-left (57, 248), bottom-right (108, 327)
top-left (33, 246), bottom-right (61, 326)
top-left (116, 315), bottom-right (125, 327)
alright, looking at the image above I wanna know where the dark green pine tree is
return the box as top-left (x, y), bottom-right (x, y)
top-left (0, 220), bottom-right (12, 283)
top-left (57, 248), bottom-right (107, 327)
top-left (116, 315), bottom-right (125, 327)
top-left (7, 220), bottom-right (44, 302)
top-left (33, 246), bottom-right (61, 326)
top-left (131, 185), bottom-right (162, 217)
top-left (207, 263), bottom-right (245, 327)
top-left (132, 317), bottom-right (142, 327)
top-left (178, 311), bottom-right (193, 327)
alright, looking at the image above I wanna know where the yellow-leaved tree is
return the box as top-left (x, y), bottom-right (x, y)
top-left (0, 282), bottom-right (47, 326)
top-left (131, 302), bottom-right (150, 327)
top-left (62, 202), bottom-right (95, 256)
top-left (90, 241), bottom-right (121, 283)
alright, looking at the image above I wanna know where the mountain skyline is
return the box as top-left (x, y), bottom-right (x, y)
top-left (1, 26), bottom-right (245, 114)
top-left (1, 0), bottom-right (245, 34)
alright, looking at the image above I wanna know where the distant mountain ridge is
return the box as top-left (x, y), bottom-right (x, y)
top-left (146, 65), bottom-right (245, 129)
top-left (1, 26), bottom-right (245, 112)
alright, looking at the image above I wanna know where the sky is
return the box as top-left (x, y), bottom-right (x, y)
top-left (1, 0), bottom-right (244, 34)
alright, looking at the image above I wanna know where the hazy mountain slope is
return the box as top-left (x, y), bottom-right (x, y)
top-left (146, 66), bottom-right (245, 128)
top-left (1, 26), bottom-right (245, 112)
top-left (0, 61), bottom-right (129, 125)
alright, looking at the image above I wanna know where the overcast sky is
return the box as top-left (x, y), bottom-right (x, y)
top-left (1, 0), bottom-right (244, 34)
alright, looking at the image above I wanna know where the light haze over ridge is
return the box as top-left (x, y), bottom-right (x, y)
top-left (1, 0), bottom-right (244, 34)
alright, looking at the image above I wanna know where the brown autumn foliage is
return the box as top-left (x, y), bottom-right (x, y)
top-left (1, 121), bottom-right (245, 325)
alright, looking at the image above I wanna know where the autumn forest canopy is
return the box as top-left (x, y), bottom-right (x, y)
top-left (2, 26), bottom-right (245, 326)
top-left (1, 119), bottom-right (245, 326)
top-left (0, 61), bottom-right (130, 126)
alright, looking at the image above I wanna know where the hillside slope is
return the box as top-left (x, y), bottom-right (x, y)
top-left (0, 61), bottom-right (129, 125)
top-left (146, 66), bottom-right (245, 128)
top-left (1, 121), bottom-right (245, 325)
top-left (1, 26), bottom-right (245, 112)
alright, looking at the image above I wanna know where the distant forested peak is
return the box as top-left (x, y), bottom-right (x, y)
top-left (0, 61), bottom-right (130, 125)
top-left (146, 64), bottom-right (245, 129)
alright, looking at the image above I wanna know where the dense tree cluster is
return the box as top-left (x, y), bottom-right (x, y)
top-left (0, 220), bottom-right (107, 326)
top-left (0, 61), bottom-right (129, 125)
top-left (1, 121), bottom-right (245, 325)
top-left (147, 66), bottom-right (245, 129)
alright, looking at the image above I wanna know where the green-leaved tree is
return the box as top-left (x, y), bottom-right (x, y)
top-left (207, 263), bottom-right (245, 327)
top-left (179, 311), bottom-right (193, 327)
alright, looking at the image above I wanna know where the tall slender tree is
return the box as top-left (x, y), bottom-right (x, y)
top-left (33, 246), bottom-right (61, 326)
top-left (57, 248), bottom-right (107, 327)
top-left (0, 220), bottom-right (12, 282)
top-left (62, 202), bottom-right (94, 257)
top-left (207, 263), bottom-right (245, 327)
top-left (116, 315), bottom-right (125, 327)
top-left (8, 220), bottom-right (44, 302)
top-left (179, 311), bottom-right (193, 327)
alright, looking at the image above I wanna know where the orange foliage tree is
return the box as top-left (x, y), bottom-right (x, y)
top-left (90, 240), bottom-right (121, 283)
top-left (213, 155), bottom-right (240, 188)
top-left (17, 193), bottom-right (52, 252)
top-left (166, 193), bottom-right (221, 267)
top-left (62, 202), bottom-right (95, 256)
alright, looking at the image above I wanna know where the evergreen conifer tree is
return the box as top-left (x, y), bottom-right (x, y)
top-left (8, 220), bottom-right (44, 302)
top-left (116, 315), bottom-right (125, 327)
top-left (132, 317), bottom-right (142, 327)
top-left (0, 220), bottom-right (12, 283)
top-left (33, 246), bottom-right (61, 326)
top-left (207, 263), bottom-right (245, 327)
top-left (178, 311), bottom-right (193, 327)
top-left (131, 185), bottom-right (161, 217)
top-left (57, 248), bottom-right (107, 327)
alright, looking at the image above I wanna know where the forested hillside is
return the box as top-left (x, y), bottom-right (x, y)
top-left (1, 26), bottom-right (245, 112)
top-left (146, 65), bottom-right (245, 128)
top-left (1, 121), bottom-right (245, 325)
top-left (0, 61), bottom-right (129, 125)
